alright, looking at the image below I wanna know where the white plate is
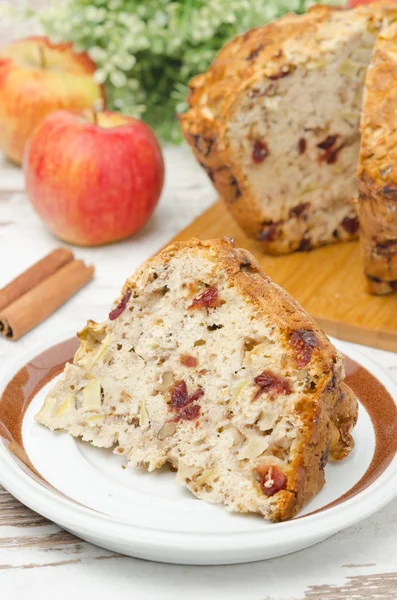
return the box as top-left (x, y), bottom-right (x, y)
top-left (0, 334), bottom-right (396, 565)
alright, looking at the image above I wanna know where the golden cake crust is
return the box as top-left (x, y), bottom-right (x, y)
top-left (358, 21), bottom-right (397, 294)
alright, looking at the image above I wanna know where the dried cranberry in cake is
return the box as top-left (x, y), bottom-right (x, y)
top-left (170, 380), bottom-right (189, 408)
top-left (252, 140), bottom-right (269, 164)
top-left (289, 203), bottom-right (310, 219)
top-left (341, 215), bottom-right (359, 234)
top-left (170, 382), bottom-right (203, 416)
top-left (290, 329), bottom-right (318, 367)
top-left (325, 142), bottom-right (345, 165)
top-left (254, 370), bottom-right (292, 399)
top-left (189, 388), bottom-right (204, 403)
top-left (180, 354), bottom-right (198, 368)
top-left (298, 138), bottom-right (306, 155)
top-left (178, 404), bottom-right (201, 421)
top-left (317, 135), bottom-right (338, 150)
top-left (258, 222), bottom-right (278, 242)
top-left (189, 287), bottom-right (221, 309)
top-left (259, 466), bottom-right (287, 496)
top-left (315, 134), bottom-right (344, 164)
top-left (109, 288), bottom-right (132, 320)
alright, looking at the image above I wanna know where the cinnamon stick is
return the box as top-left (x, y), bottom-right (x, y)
top-left (0, 248), bottom-right (74, 313)
top-left (0, 260), bottom-right (94, 341)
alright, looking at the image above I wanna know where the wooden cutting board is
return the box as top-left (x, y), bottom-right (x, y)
top-left (170, 199), bottom-right (397, 353)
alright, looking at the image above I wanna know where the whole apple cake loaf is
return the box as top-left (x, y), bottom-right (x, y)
top-left (358, 21), bottom-right (397, 294)
top-left (180, 3), bottom-right (397, 255)
top-left (36, 238), bottom-right (358, 521)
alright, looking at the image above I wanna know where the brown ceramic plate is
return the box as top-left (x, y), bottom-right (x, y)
top-left (0, 335), bottom-right (396, 565)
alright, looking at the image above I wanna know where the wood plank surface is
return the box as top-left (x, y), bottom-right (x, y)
top-left (172, 199), bottom-right (397, 352)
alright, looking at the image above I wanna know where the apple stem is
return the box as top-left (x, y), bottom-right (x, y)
top-left (92, 98), bottom-right (104, 126)
top-left (38, 45), bottom-right (46, 69)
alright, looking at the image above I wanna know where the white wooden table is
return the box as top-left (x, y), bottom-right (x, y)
top-left (0, 148), bottom-right (397, 599)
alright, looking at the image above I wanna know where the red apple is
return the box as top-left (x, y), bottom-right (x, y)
top-left (24, 109), bottom-right (164, 246)
top-left (0, 36), bottom-right (104, 165)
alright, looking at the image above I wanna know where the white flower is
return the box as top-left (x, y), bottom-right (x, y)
top-left (93, 69), bottom-right (107, 85)
top-left (88, 46), bottom-right (107, 63)
top-left (85, 6), bottom-right (106, 23)
top-left (110, 69), bottom-right (127, 88)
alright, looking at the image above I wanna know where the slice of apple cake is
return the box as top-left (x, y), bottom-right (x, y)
top-left (36, 238), bottom-right (358, 521)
